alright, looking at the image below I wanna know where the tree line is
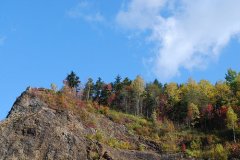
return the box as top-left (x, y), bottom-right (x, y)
top-left (63, 69), bottom-right (239, 140)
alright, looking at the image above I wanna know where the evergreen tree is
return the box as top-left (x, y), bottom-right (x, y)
top-left (113, 75), bottom-right (122, 93)
top-left (225, 68), bottom-right (237, 86)
top-left (65, 71), bottom-right (80, 89)
top-left (153, 79), bottom-right (163, 92)
top-left (94, 77), bottom-right (104, 103)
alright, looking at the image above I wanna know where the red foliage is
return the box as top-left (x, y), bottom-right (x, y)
top-left (218, 106), bottom-right (228, 118)
top-left (181, 143), bottom-right (186, 152)
top-left (202, 104), bottom-right (214, 119)
top-left (108, 93), bottom-right (116, 105)
top-left (206, 104), bottom-right (213, 113)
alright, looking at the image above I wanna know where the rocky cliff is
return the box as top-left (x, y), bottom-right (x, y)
top-left (0, 89), bottom-right (183, 160)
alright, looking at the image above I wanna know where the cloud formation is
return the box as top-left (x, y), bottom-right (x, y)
top-left (67, 1), bottom-right (105, 23)
top-left (116, 0), bottom-right (240, 79)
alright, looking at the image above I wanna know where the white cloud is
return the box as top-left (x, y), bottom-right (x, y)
top-left (116, 0), bottom-right (240, 80)
top-left (67, 1), bottom-right (105, 23)
top-left (0, 36), bottom-right (6, 46)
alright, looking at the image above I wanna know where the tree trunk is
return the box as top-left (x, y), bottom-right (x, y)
top-left (124, 97), bottom-right (127, 113)
top-left (136, 98), bottom-right (140, 116)
top-left (233, 126), bottom-right (236, 143)
top-left (86, 86), bottom-right (90, 101)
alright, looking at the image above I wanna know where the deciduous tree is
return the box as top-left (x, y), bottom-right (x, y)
top-left (226, 107), bottom-right (238, 143)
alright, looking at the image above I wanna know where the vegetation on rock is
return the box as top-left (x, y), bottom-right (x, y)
top-left (1, 69), bottom-right (240, 159)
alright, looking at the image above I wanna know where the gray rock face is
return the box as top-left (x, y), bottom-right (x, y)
top-left (0, 90), bottom-right (184, 160)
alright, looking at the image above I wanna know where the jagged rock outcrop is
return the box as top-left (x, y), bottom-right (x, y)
top-left (0, 89), bottom-right (184, 160)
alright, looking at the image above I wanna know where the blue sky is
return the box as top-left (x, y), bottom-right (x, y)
top-left (0, 0), bottom-right (240, 120)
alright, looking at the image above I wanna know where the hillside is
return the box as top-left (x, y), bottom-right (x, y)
top-left (0, 88), bottom-right (184, 160)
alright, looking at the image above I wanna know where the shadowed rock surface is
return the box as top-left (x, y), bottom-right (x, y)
top-left (0, 89), bottom-right (185, 160)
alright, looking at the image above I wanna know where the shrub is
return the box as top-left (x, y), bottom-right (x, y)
top-left (190, 138), bottom-right (201, 150)
top-left (86, 131), bottom-right (104, 142)
top-left (186, 149), bottom-right (202, 158)
top-left (99, 106), bottom-right (109, 115)
top-left (89, 151), bottom-right (100, 160)
top-left (135, 126), bottom-right (150, 136)
top-left (119, 141), bottom-right (131, 150)
top-left (159, 134), bottom-right (180, 152)
top-left (151, 110), bottom-right (157, 125)
top-left (138, 144), bottom-right (145, 151)
top-left (107, 138), bottom-right (131, 149)
top-left (226, 143), bottom-right (240, 159)
top-left (95, 131), bottom-right (103, 142)
top-left (210, 144), bottom-right (228, 160)
top-left (160, 118), bottom-right (175, 133)
top-left (150, 133), bottom-right (160, 141)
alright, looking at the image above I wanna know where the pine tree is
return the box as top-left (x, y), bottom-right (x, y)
top-left (65, 71), bottom-right (80, 89)
top-left (94, 77), bottom-right (104, 104)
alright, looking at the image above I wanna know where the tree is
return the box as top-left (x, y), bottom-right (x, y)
top-left (144, 82), bottom-right (161, 118)
top-left (187, 103), bottom-right (200, 128)
top-left (198, 80), bottom-right (215, 104)
top-left (118, 78), bottom-right (132, 113)
top-left (122, 77), bottom-right (132, 86)
top-left (153, 79), bottom-right (163, 92)
top-left (100, 84), bottom-right (113, 106)
top-left (131, 75), bottom-right (145, 116)
top-left (165, 82), bottom-right (181, 106)
top-left (113, 75), bottom-right (122, 93)
top-left (226, 107), bottom-right (238, 143)
top-left (225, 68), bottom-right (237, 86)
top-left (83, 78), bottom-right (94, 101)
top-left (233, 75), bottom-right (240, 105)
top-left (65, 71), bottom-right (80, 89)
top-left (51, 83), bottom-right (58, 92)
top-left (94, 77), bottom-right (104, 104)
top-left (181, 78), bottom-right (208, 110)
top-left (215, 81), bottom-right (231, 107)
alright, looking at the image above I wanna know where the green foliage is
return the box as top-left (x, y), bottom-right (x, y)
top-left (86, 130), bottom-right (104, 142)
top-left (226, 106), bottom-right (238, 142)
top-left (65, 71), bottom-right (80, 89)
top-left (165, 82), bottom-right (181, 105)
top-left (186, 149), bottom-right (202, 158)
top-left (190, 137), bottom-right (201, 150)
top-left (226, 107), bottom-right (238, 129)
top-left (159, 133), bottom-right (180, 152)
top-left (138, 144), bottom-right (145, 151)
top-left (86, 131), bottom-right (132, 150)
top-left (151, 110), bottom-right (157, 125)
top-left (225, 68), bottom-right (237, 86)
top-left (93, 77), bottom-right (104, 102)
top-left (107, 138), bottom-right (131, 149)
top-left (215, 81), bottom-right (231, 106)
top-left (89, 151), bottom-right (100, 160)
top-left (211, 144), bottom-right (228, 160)
top-left (187, 103), bottom-right (200, 127)
top-left (28, 68), bottom-right (240, 159)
